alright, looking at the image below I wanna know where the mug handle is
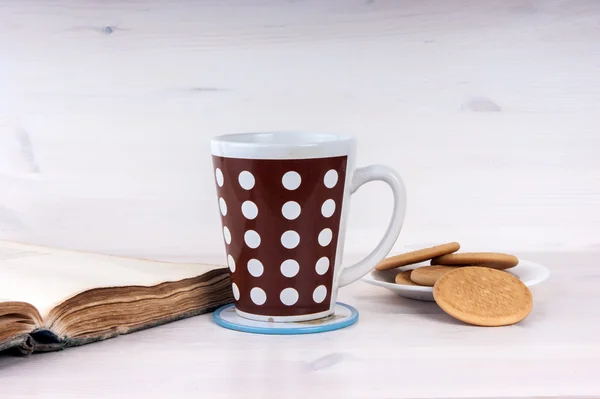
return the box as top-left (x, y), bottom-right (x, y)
top-left (338, 165), bottom-right (407, 287)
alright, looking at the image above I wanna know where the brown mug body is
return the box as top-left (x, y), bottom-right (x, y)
top-left (212, 154), bottom-right (348, 320)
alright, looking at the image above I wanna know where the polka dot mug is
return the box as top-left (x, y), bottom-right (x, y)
top-left (211, 132), bottom-right (406, 322)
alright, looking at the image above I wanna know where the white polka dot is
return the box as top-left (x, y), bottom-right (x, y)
top-left (232, 283), bottom-right (240, 301)
top-left (280, 259), bottom-right (300, 278)
top-left (247, 259), bottom-right (264, 277)
top-left (282, 201), bottom-right (301, 220)
top-left (324, 169), bottom-right (338, 188)
top-left (318, 228), bottom-right (333, 246)
top-left (313, 285), bottom-right (327, 303)
top-left (316, 257), bottom-right (330, 275)
top-left (219, 197), bottom-right (227, 216)
top-left (241, 201), bottom-right (258, 220)
top-left (250, 287), bottom-right (267, 305)
top-left (238, 171), bottom-right (255, 190)
top-left (280, 288), bottom-right (299, 306)
top-left (223, 226), bottom-right (231, 244)
top-left (244, 230), bottom-right (261, 249)
top-left (227, 254), bottom-right (236, 273)
top-left (282, 171), bottom-right (301, 190)
top-left (281, 230), bottom-right (300, 249)
top-left (215, 168), bottom-right (224, 187)
top-left (321, 199), bottom-right (336, 218)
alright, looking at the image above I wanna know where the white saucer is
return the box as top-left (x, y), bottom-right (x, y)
top-left (361, 259), bottom-right (550, 301)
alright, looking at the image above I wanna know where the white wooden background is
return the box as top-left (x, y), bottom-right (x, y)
top-left (0, 0), bottom-right (599, 262)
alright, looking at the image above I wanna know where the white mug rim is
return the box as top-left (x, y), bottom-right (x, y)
top-left (210, 131), bottom-right (355, 160)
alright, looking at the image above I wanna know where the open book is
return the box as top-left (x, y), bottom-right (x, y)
top-left (0, 241), bottom-right (233, 355)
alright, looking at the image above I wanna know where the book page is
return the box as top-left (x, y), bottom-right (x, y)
top-left (0, 241), bottom-right (224, 319)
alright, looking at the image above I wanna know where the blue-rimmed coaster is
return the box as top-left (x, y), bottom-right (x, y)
top-left (213, 302), bottom-right (359, 335)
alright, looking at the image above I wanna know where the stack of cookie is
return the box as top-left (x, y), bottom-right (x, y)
top-left (376, 242), bottom-right (533, 327)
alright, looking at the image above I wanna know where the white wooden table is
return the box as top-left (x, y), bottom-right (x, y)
top-left (1, 251), bottom-right (598, 398)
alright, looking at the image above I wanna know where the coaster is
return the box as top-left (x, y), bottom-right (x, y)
top-left (213, 302), bottom-right (359, 335)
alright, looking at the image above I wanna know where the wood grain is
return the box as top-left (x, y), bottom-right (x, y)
top-left (0, 2), bottom-right (598, 397)
top-left (0, 1), bottom-right (598, 261)
top-left (0, 251), bottom-right (598, 398)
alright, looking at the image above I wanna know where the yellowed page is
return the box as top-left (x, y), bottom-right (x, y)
top-left (0, 241), bottom-right (223, 320)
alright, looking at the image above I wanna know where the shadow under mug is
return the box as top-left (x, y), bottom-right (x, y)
top-left (211, 132), bottom-right (406, 322)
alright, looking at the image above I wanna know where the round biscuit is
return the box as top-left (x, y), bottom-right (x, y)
top-left (433, 267), bottom-right (533, 327)
top-left (410, 266), bottom-right (458, 286)
top-left (376, 242), bottom-right (460, 271)
top-left (394, 270), bottom-right (421, 286)
top-left (431, 252), bottom-right (518, 270)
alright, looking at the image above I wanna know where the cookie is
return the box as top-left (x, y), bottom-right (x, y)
top-left (376, 242), bottom-right (461, 271)
top-left (433, 267), bottom-right (533, 327)
top-left (431, 252), bottom-right (518, 270)
top-left (394, 270), bottom-right (421, 286)
top-left (410, 266), bottom-right (458, 287)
